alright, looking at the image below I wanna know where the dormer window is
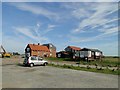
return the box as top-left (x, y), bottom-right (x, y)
top-left (27, 48), bottom-right (30, 52)
top-left (50, 44), bottom-right (52, 47)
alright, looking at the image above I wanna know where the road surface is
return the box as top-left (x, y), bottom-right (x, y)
top-left (2, 63), bottom-right (118, 88)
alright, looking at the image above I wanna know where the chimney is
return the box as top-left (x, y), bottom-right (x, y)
top-left (38, 43), bottom-right (40, 45)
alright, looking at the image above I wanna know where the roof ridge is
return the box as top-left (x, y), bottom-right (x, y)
top-left (28, 44), bottom-right (50, 52)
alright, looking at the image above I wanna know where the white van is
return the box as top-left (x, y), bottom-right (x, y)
top-left (23, 56), bottom-right (48, 67)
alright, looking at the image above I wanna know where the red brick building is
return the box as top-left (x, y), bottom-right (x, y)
top-left (25, 43), bottom-right (56, 57)
top-left (42, 43), bottom-right (56, 57)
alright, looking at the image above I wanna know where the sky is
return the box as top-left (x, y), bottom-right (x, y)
top-left (1, 1), bottom-right (119, 56)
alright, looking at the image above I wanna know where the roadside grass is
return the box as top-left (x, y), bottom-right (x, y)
top-left (46, 57), bottom-right (119, 67)
top-left (45, 57), bottom-right (73, 61)
top-left (45, 57), bottom-right (65, 61)
top-left (48, 63), bottom-right (120, 75)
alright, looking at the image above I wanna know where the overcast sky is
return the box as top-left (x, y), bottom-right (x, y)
top-left (2, 2), bottom-right (119, 56)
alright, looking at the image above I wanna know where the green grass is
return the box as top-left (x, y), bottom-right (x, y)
top-left (48, 63), bottom-right (120, 75)
top-left (46, 57), bottom-right (119, 67)
top-left (82, 57), bottom-right (119, 67)
top-left (45, 57), bottom-right (65, 61)
top-left (85, 57), bottom-right (119, 67)
top-left (45, 57), bottom-right (74, 61)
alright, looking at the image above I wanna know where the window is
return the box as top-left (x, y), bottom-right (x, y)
top-left (91, 52), bottom-right (94, 55)
top-left (27, 48), bottom-right (30, 52)
top-left (50, 44), bottom-right (52, 47)
top-left (50, 53), bottom-right (52, 56)
top-left (38, 57), bottom-right (43, 60)
top-left (58, 54), bottom-right (61, 57)
top-left (65, 48), bottom-right (71, 52)
top-left (31, 56), bottom-right (37, 60)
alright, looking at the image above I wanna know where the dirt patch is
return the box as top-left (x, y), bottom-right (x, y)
top-left (2, 64), bottom-right (15, 66)
top-left (2, 57), bottom-right (24, 65)
top-left (24, 68), bottom-right (36, 72)
top-left (39, 72), bottom-right (52, 77)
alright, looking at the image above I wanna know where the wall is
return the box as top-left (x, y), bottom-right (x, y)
top-left (31, 50), bottom-right (50, 57)
top-left (80, 51), bottom-right (92, 58)
top-left (43, 44), bottom-right (56, 57)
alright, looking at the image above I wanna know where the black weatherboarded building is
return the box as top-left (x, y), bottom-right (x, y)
top-left (80, 48), bottom-right (103, 60)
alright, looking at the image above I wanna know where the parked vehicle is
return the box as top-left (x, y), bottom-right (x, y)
top-left (3, 53), bottom-right (11, 58)
top-left (23, 56), bottom-right (48, 67)
top-left (0, 45), bottom-right (11, 58)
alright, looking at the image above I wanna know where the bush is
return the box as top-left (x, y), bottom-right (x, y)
top-left (108, 65), bottom-right (112, 67)
top-left (97, 67), bottom-right (103, 70)
top-left (113, 56), bottom-right (119, 58)
top-left (87, 65), bottom-right (91, 69)
top-left (112, 69), bottom-right (115, 71)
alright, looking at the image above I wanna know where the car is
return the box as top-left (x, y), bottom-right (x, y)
top-left (23, 56), bottom-right (48, 67)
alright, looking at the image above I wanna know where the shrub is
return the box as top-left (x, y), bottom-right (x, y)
top-left (87, 65), bottom-right (91, 69)
top-left (67, 66), bottom-right (72, 69)
top-left (51, 63), bottom-right (54, 66)
top-left (112, 69), bottom-right (115, 71)
top-left (108, 65), bottom-right (112, 67)
top-left (97, 67), bottom-right (103, 70)
top-left (106, 66), bottom-right (109, 69)
top-left (95, 63), bottom-right (98, 68)
top-left (63, 64), bottom-right (67, 68)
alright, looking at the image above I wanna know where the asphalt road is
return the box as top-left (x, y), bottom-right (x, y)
top-left (2, 63), bottom-right (118, 88)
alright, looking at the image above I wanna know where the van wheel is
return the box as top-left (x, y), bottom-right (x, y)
top-left (30, 63), bottom-right (34, 67)
top-left (43, 63), bottom-right (47, 66)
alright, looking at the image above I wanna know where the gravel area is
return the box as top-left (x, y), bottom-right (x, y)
top-left (2, 57), bottom-right (118, 88)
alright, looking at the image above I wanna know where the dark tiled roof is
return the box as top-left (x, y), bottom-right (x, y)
top-left (81, 48), bottom-right (102, 52)
top-left (57, 51), bottom-right (69, 55)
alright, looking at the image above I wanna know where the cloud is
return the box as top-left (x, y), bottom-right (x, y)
top-left (34, 22), bottom-right (41, 39)
top-left (91, 18), bottom-right (119, 29)
top-left (2, 35), bottom-right (27, 53)
top-left (90, 41), bottom-right (118, 56)
top-left (13, 26), bottom-right (49, 43)
top-left (70, 26), bottom-right (118, 43)
top-left (10, 3), bottom-right (59, 20)
top-left (71, 3), bottom-right (118, 33)
top-left (82, 41), bottom-right (118, 56)
top-left (72, 8), bottom-right (92, 19)
top-left (46, 24), bottom-right (56, 32)
top-left (3, 22), bottom-right (53, 53)
top-left (37, 22), bottom-right (41, 28)
top-left (38, 24), bottom-right (56, 35)
top-left (13, 27), bottom-right (38, 40)
top-left (12, 21), bottom-right (56, 45)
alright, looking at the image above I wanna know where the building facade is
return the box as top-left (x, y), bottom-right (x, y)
top-left (56, 51), bottom-right (69, 58)
top-left (65, 46), bottom-right (81, 59)
top-left (42, 43), bottom-right (56, 57)
top-left (25, 43), bottom-right (56, 58)
top-left (80, 48), bottom-right (103, 60)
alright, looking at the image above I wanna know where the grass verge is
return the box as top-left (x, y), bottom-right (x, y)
top-left (46, 57), bottom-right (119, 67)
top-left (48, 63), bottom-right (120, 75)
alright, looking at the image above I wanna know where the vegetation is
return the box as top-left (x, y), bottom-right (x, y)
top-left (48, 63), bottom-right (120, 75)
top-left (46, 56), bottom-right (119, 75)
top-left (79, 57), bottom-right (119, 67)
top-left (45, 57), bottom-right (72, 61)
top-left (46, 56), bottom-right (119, 67)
